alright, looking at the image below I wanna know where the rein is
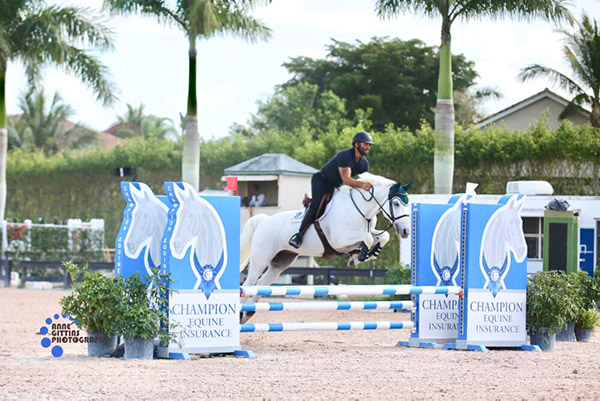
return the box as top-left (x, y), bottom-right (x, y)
top-left (350, 186), bottom-right (409, 234)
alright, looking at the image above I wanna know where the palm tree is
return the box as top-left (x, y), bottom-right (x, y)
top-left (519, 13), bottom-right (600, 128)
top-left (114, 103), bottom-right (178, 140)
top-left (0, 0), bottom-right (116, 220)
top-left (11, 88), bottom-right (98, 153)
top-left (376, 0), bottom-right (573, 193)
top-left (118, 103), bottom-right (146, 127)
top-left (13, 88), bottom-right (74, 152)
top-left (104, 0), bottom-right (271, 190)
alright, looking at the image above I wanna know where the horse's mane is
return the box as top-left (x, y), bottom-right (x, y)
top-left (337, 173), bottom-right (395, 192)
top-left (356, 172), bottom-right (395, 186)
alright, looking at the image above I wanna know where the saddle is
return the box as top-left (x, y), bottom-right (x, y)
top-left (301, 192), bottom-right (331, 220)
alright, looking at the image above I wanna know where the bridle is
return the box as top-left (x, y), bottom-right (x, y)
top-left (350, 185), bottom-right (410, 233)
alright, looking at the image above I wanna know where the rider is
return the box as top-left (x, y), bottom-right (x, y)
top-left (288, 131), bottom-right (374, 249)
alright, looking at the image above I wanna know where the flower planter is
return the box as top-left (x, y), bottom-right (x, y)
top-left (87, 333), bottom-right (117, 357)
top-left (575, 327), bottom-right (594, 342)
top-left (556, 322), bottom-right (575, 341)
top-left (124, 337), bottom-right (154, 360)
top-left (529, 328), bottom-right (556, 351)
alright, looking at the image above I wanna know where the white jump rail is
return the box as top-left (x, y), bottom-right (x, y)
top-left (240, 284), bottom-right (462, 297)
top-left (240, 320), bottom-right (415, 332)
top-left (240, 300), bottom-right (415, 312)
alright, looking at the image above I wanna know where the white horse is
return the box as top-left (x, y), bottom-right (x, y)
top-left (240, 173), bottom-right (411, 318)
top-left (479, 196), bottom-right (527, 297)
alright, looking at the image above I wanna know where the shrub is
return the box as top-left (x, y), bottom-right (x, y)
top-left (527, 271), bottom-right (575, 335)
top-left (60, 262), bottom-right (123, 334)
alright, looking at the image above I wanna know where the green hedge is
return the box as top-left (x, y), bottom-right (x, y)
top-left (7, 121), bottom-right (600, 253)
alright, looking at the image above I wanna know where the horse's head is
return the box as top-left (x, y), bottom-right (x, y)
top-left (501, 196), bottom-right (527, 262)
top-left (386, 181), bottom-right (412, 239)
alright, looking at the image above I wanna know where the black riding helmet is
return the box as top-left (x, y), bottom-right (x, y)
top-left (352, 131), bottom-right (373, 145)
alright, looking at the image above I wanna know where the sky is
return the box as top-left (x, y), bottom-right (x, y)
top-left (5, 0), bottom-right (600, 139)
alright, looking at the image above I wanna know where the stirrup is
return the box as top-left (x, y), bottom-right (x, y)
top-left (289, 233), bottom-right (303, 249)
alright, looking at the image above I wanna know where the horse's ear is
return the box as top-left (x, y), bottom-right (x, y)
top-left (402, 181), bottom-right (412, 192)
top-left (129, 183), bottom-right (143, 202)
top-left (142, 186), bottom-right (151, 201)
top-left (515, 195), bottom-right (526, 211)
top-left (174, 182), bottom-right (194, 202)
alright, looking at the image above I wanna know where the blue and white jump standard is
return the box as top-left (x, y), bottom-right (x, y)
top-left (399, 194), bottom-right (540, 352)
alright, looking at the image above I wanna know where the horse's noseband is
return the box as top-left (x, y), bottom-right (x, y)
top-left (388, 195), bottom-right (410, 222)
top-left (350, 187), bottom-right (409, 234)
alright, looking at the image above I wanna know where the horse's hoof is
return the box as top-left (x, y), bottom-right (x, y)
top-left (240, 311), bottom-right (255, 324)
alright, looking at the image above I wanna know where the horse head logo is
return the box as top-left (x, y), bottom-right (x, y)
top-left (123, 182), bottom-right (168, 277)
top-left (430, 195), bottom-right (466, 287)
top-left (480, 195), bottom-right (526, 297)
top-left (170, 183), bottom-right (227, 298)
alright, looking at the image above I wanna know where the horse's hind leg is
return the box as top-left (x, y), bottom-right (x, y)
top-left (240, 251), bottom-right (298, 323)
top-left (242, 262), bottom-right (267, 288)
top-left (242, 252), bottom-right (298, 322)
top-left (256, 251), bottom-right (299, 286)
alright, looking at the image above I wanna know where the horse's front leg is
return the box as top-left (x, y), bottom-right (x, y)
top-left (364, 230), bottom-right (390, 262)
top-left (342, 231), bottom-right (376, 267)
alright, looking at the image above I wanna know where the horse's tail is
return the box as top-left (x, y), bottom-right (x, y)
top-left (240, 214), bottom-right (269, 273)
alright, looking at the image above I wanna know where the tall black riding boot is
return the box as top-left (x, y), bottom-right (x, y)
top-left (289, 207), bottom-right (317, 249)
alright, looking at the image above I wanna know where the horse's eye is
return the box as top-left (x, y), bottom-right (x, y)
top-left (393, 201), bottom-right (400, 207)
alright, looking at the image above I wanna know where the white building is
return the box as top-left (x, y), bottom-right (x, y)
top-left (478, 88), bottom-right (590, 131)
top-left (223, 153), bottom-right (317, 226)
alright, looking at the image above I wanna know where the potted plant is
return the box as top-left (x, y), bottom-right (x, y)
top-left (60, 262), bottom-right (123, 357)
top-left (575, 309), bottom-right (600, 342)
top-left (527, 271), bottom-right (573, 351)
top-left (116, 270), bottom-right (176, 360)
top-left (573, 272), bottom-right (600, 342)
top-left (555, 272), bottom-right (586, 341)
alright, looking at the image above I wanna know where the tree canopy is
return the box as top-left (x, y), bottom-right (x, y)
top-left (8, 89), bottom-right (98, 153)
top-left (114, 103), bottom-right (179, 141)
top-left (237, 81), bottom-right (358, 137)
top-left (282, 37), bottom-right (479, 131)
top-left (519, 13), bottom-right (600, 127)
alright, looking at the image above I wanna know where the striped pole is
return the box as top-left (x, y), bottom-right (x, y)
top-left (240, 320), bottom-right (414, 333)
top-left (240, 300), bottom-right (414, 312)
top-left (240, 284), bottom-right (461, 297)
